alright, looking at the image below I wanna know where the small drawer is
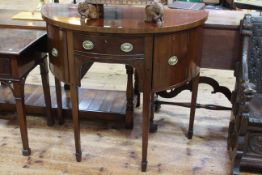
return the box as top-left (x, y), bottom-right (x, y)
top-left (73, 33), bottom-right (144, 56)
top-left (0, 58), bottom-right (11, 78)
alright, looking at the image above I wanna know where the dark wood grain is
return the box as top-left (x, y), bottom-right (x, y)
top-left (41, 4), bottom-right (208, 34)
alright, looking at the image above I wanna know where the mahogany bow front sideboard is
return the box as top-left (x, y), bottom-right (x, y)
top-left (41, 4), bottom-right (208, 171)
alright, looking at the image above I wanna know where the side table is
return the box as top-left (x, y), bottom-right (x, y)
top-left (0, 28), bottom-right (54, 155)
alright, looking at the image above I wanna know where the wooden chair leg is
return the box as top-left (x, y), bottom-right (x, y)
top-left (134, 71), bottom-right (140, 107)
top-left (125, 65), bottom-right (134, 129)
top-left (40, 59), bottom-right (54, 126)
top-left (55, 78), bottom-right (64, 124)
top-left (141, 91), bottom-right (152, 172)
top-left (232, 150), bottom-right (243, 175)
top-left (13, 81), bottom-right (31, 156)
top-left (187, 74), bottom-right (200, 139)
top-left (64, 84), bottom-right (70, 90)
top-left (70, 85), bottom-right (82, 162)
top-left (149, 93), bottom-right (158, 133)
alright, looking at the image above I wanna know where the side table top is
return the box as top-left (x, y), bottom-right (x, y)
top-left (0, 9), bottom-right (46, 30)
top-left (205, 9), bottom-right (246, 30)
top-left (0, 29), bottom-right (46, 55)
top-left (41, 4), bottom-right (208, 34)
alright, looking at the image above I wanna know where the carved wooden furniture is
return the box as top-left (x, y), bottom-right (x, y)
top-left (41, 3), bottom-right (207, 171)
top-left (228, 14), bottom-right (262, 175)
top-left (0, 28), bottom-right (54, 156)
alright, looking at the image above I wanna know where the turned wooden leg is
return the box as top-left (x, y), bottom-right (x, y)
top-left (150, 93), bottom-right (158, 133)
top-left (232, 150), bottom-right (243, 175)
top-left (154, 94), bottom-right (161, 112)
top-left (55, 78), bottom-right (64, 125)
top-left (187, 74), bottom-right (200, 139)
top-left (141, 91), bottom-right (152, 172)
top-left (70, 85), bottom-right (82, 162)
top-left (134, 71), bottom-right (140, 107)
top-left (40, 59), bottom-right (54, 126)
top-left (64, 84), bottom-right (70, 90)
top-left (125, 65), bottom-right (134, 129)
top-left (227, 119), bottom-right (236, 152)
top-left (13, 81), bottom-right (31, 156)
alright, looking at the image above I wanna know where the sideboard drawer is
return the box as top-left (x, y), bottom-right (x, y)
top-left (73, 33), bottom-right (144, 56)
top-left (0, 58), bottom-right (11, 78)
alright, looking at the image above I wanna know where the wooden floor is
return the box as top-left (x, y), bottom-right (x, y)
top-left (0, 83), bottom-right (255, 175)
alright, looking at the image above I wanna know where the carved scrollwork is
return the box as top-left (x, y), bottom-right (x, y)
top-left (157, 76), bottom-right (232, 101)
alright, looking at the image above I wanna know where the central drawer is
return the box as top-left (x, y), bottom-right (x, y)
top-left (73, 33), bottom-right (144, 56)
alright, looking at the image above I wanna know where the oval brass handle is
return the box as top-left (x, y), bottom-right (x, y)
top-left (51, 48), bottom-right (58, 57)
top-left (120, 43), bottom-right (133, 53)
top-left (83, 40), bottom-right (94, 50)
top-left (168, 56), bottom-right (178, 66)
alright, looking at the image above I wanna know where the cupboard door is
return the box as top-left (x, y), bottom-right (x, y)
top-left (153, 31), bottom-right (189, 92)
top-left (47, 24), bottom-right (69, 83)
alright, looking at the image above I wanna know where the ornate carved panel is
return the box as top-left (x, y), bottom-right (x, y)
top-left (248, 17), bottom-right (262, 93)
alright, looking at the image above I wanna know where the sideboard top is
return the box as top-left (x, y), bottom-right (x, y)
top-left (41, 4), bottom-right (208, 34)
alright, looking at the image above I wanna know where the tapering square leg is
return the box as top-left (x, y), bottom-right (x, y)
top-left (134, 71), bottom-right (140, 107)
top-left (55, 78), bottom-right (64, 125)
top-left (40, 59), bottom-right (54, 126)
top-left (70, 85), bottom-right (82, 162)
top-left (141, 91), bottom-right (151, 172)
top-left (187, 74), bottom-right (200, 139)
top-left (125, 65), bottom-right (134, 129)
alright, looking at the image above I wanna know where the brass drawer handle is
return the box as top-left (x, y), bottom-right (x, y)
top-left (120, 43), bottom-right (133, 53)
top-left (168, 56), bottom-right (178, 66)
top-left (51, 48), bottom-right (58, 57)
top-left (83, 40), bottom-right (94, 50)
